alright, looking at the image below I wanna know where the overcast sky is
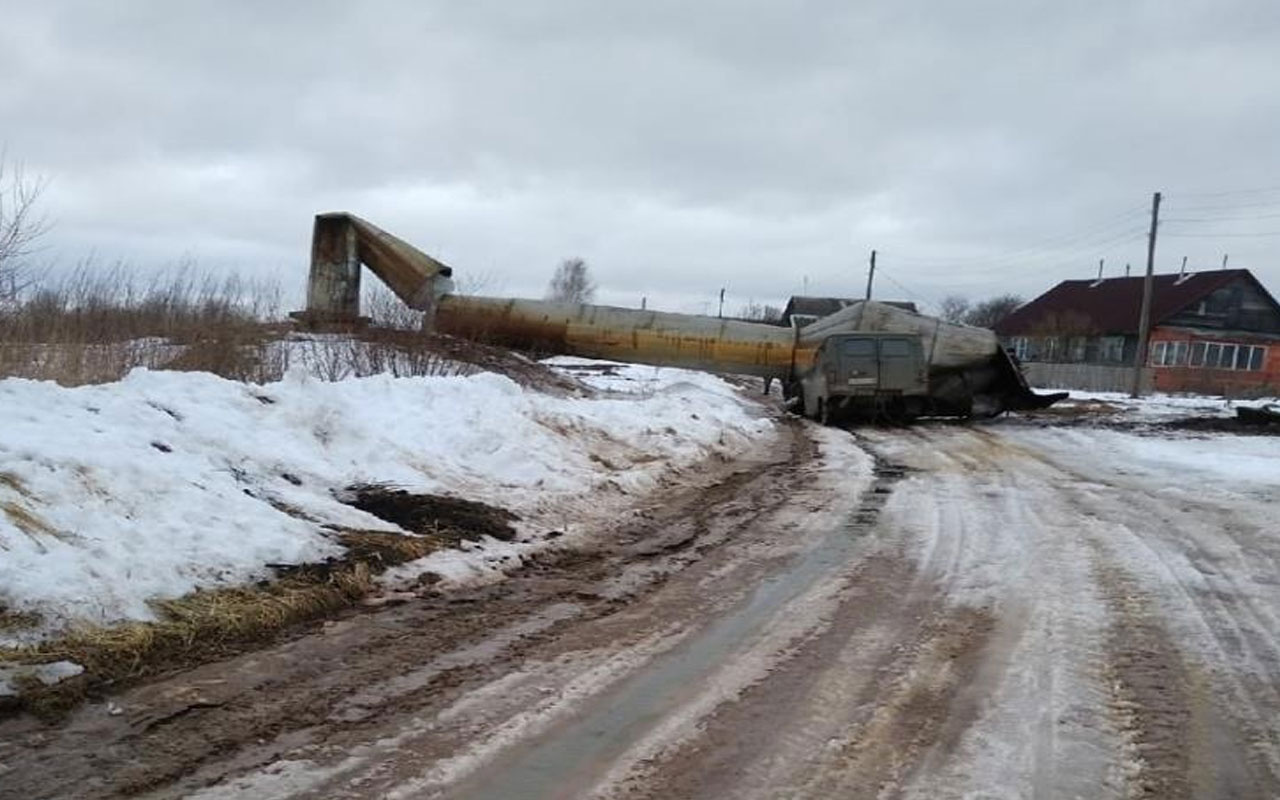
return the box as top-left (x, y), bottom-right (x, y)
top-left (3, 1), bottom-right (1279, 314)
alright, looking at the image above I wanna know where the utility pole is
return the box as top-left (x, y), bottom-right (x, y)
top-left (1222, 253), bottom-right (1230, 270)
top-left (718, 287), bottom-right (725, 318)
top-left (1130, 191), bottom-right (1162, 398)
top-left (641, 296), bottom-right (647, 310)
top-left (865, 249), bottom-right (877, 301)
top-left (1179, 255), bottom-right (1187, 277)
top-left (1125, 263), bottom-right (1131, 277)
top-left (1097, 258), bottom-right (1104, 281)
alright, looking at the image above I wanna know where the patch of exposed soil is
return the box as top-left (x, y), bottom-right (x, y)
top-left (0, 493), bottom-right (517, 720)
top-left (341, 485), bottom-right (520, 543)
top-left (0, 419), bottom-right (799, 800)
top-left (1162, 415), bottom-right (1280, 436)
top-left (1009, 411), bottom-right (1280, 437)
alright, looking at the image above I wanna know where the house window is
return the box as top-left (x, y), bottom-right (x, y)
top-left (1100, 336), bottom-right (1125, 363)
top-left (1043, 337), bottom-right (1060, 361)
top-left (1189, 342), bottom-right (1207, 367)
top-left (1194, 342), bottom-right (1269, 371)
top-left (1010, 337), bottom-right (1030, 360)
top-left (1205, 343), bottom-right (1221, 367)
top-left (1152, 341), bottom-right (1191, 367)
top-left (1249, 346), bottom-right (1267, 371)
top-left (1221, 344), bottom-right (1238, 368)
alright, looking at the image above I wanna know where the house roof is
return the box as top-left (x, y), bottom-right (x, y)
top-left (994, 269), bottom-right (1276, 336)
top-left (782, 296), bottom-right (918, 320)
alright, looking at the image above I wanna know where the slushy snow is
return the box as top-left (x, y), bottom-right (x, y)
top-left (0, 362), bottom-right (773, 642)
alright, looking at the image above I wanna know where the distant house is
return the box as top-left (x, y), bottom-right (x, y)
top-left (994, 269), bottom-right (1280, 394)
top-left (780, 296), bottom-right (918, 328)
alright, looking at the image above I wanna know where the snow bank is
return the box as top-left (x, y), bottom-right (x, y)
top-left (1038, 388), bottom-right (1277, 421)
top-left (0, 363), bottom-right (773, 640)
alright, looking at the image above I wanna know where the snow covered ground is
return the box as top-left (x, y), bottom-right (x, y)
top-left (1034, 386), bottom-right (1278, 421)
top-left (0, 361), bottom-right (773, 642)
top-left (857, 420), bottom-right (1280, 797)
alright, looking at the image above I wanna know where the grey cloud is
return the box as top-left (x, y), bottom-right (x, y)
top-left (3, 0), bottom-right (1279, 311)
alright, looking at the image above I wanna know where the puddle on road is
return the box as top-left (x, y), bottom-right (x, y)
top-left (445, 456), bottom-right (905, 800)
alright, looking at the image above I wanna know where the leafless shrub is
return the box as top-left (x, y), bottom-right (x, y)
top-left (0, 150), bottom-right (50, 300)
top-left (288, 331), bottom-right (474, 382)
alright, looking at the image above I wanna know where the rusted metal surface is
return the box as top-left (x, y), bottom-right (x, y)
top-left (302, 214), bottom-right (362, 322)
top-left (437, 296), bottom-right (801, 379)
top-left (292, 213), bottom-right (454, 327)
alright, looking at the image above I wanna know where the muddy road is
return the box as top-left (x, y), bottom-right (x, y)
top-left (2, 418), bottom-right (1279, 799)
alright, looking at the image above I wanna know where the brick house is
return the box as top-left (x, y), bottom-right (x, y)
top-left (994, 269), bottom-right (1280, 395)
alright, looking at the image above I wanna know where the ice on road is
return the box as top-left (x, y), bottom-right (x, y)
top-left (3, 417), bottom-right (1278, 800)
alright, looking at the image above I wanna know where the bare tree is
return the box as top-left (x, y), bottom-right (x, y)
top-left (738, 301), bottom-right (783, 323)
top-left (964, 294), bottom-right (1024, 328)
top-left (546, 257), bottom-right (596, 304)
top-left (938, 295), bottom-right (971, 324)
top-left (934, 293), bottom-right (1023, 328)
top-left (0, 151), bottom-right (50, 299)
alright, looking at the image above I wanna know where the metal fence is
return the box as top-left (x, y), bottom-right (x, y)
top-left (1021, 362), bottom-right (1152, 394)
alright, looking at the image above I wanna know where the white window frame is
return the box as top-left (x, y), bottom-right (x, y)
top-left (1219, 344), bottom-right (1238, 369)
top-left (1205, 343), bottom-right (1222, 368)
top-left (1191, 342), bottom-right (1270, 371)
top-left (1150, 341), bottom-right (1167, 366)
top-left (1249, 345), bottom-right (1268, 371)
top-left (1189, 341), bottom-right (1207, 367)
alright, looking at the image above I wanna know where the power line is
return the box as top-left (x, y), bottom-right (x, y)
top-left (874, 267), bottom-right (937, 309)
top-left (1163, 211), bottom-right (1280, 223)
top-left (885, 205), bottom-right (1149, 268)
top-left (1169, 186), bottom-right (1280, 200)
top-left (909, 229), bottom-right (1149, 278)
top-left (1167, 197), bottom-right (1280, 213)
top-left (1163, 230), bottom-right (1280, 239)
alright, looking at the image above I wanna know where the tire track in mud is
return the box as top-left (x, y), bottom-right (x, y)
top-left (0, 421), bottom-right (815, 800)
top-left (1093, 560), bottom-right (1197, 799)
top-left (426, 433), bottom-right (890, 800)
top-left (1035, 439), bottom-right (1280, 796)
top-left (1093, 553), bottom-right (1268, 799)
top-left (854, 423), bottom-right (1280, 799)
top-left (618, 440), bottom-right (1002, 800)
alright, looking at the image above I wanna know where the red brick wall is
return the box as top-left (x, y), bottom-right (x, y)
top-left (1148, 327), bottom-right (1280, 396)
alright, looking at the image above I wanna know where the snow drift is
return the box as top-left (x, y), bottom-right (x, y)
top-left (0, 361), bottom-right (773, 641)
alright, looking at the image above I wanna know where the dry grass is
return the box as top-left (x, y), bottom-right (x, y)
top-left (0, 263), bottom-right (285, 385)
top-left (0, 530), bottom-right (442, 719)
top-left (0, 267), bottom-right (475, 385)
top-left (1, 500), bottom-right (68, 543)
top-left (0, 608), bottom-right (42, 635)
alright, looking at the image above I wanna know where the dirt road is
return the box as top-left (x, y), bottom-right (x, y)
top-left (2, 418), bottom-right (1278, 799)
